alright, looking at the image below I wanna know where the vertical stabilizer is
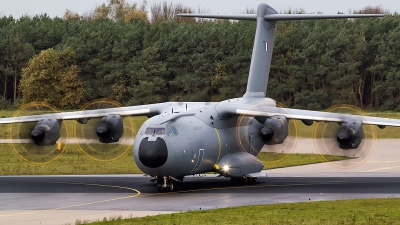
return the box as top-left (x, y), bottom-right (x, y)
top-left (243, 4), bottom-right (278, 98)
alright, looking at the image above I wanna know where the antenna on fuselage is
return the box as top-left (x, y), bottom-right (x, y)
top-left (178, 4), bottom-right (385, 99)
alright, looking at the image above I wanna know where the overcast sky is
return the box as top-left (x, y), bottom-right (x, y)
top-left (1, 0), bottom-right (399, 18)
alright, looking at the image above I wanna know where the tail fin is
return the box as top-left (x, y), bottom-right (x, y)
top-left (178, 4), bottom-right (385, 98)
top-left (244, 4), bottom-right (277, 98)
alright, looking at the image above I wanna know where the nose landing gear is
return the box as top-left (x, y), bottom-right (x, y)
top-left (157, 176), bottom-right (177, 192)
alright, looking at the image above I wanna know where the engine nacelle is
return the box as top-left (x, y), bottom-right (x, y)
top-left (96, 114), bottom-right (123, 143)
top-left (337, 120), bottom-right (362, 150)
top-left (30, 118), bottom-right (61, 146)
top-left (260, 115), bottom-right (288, 145)
top-left (217, 152), bottom-right (264, 177)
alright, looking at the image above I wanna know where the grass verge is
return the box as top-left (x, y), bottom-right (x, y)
top-left (259, 152), bottom-right (350, 170)
top-left (83, 198), bottom-right (400, 225)
top-left (0, 143), bottom-right (350, 175)
top-left (0, 143), bottom-right (141, 175)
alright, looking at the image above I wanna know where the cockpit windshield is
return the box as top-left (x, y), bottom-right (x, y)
top-left (145, 128), bottom-right (154, 135)
top-left (155, 128), bottom-right (165, 135)
top-left (145, 128), bottom-right (165, 135)
top-left (169, 126), bottom-right (179, 135)
top-left (144, 126), bottom-right (179, 136)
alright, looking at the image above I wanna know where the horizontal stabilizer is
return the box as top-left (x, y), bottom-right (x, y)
top-left (178, 13), bottom-right (385, 21)
top-left (177, 14), bottom-right (257, 20)
top-left (264, 14), bottom-right (385, 21)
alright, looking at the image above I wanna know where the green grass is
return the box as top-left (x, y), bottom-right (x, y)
top-left (0, 142), bottom-right (350, 175)
top-left (0, 143), bottom-right (142, 175)
top-left (259, 152), bottom-right (350, 170)
top-left (86, 198), bottom-right (400, 225)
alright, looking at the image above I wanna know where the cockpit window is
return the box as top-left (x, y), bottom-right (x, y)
top-left (144, 127), bottom-right (166, 135)
top-left (145, 128), bottom-right (154, 135)
top-left (167, 129), bottom-right (173, 136)
top-left (155, 128), bottom-right (165, 135)
top-left (170, 126), bottom-right (179, 135)
top-left (166, 126), bottom-right (179, 136)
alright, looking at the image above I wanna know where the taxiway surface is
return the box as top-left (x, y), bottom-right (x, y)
top-left (1, 175), bottom-right (400, 225)
top-left (2, 139), bottom-right (400, 224)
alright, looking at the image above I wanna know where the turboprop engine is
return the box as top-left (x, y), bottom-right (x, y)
top-left (336, 120), bottom-right (362, 150)
top-left (30, 118), bottom-right (61, 146)
top-left (260, 116), bottom-right (289, 145)
top-left (96, 115), bottom-right (123, 143)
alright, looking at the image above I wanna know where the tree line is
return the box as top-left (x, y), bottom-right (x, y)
top-left (0, 0), bottom-right (399, 111)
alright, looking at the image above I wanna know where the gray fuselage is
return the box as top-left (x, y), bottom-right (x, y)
top-left (132, 98), bottom-right (274, 177)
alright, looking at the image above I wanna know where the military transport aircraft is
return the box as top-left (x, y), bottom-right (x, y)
top-left (0, 3), bottom-right (398, 192)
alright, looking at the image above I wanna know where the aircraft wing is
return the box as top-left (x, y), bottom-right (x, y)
top-left (0, 102), bottom-right (171, 124)
top-left (216, 102), bottom-right (400, 127)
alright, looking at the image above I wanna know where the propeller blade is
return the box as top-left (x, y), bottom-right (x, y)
top-left (9, 102), bottom-right (68, 164)
top-left (74, 99), bottom-right (136, 162)
top-left (313, 104), bottom-right (377, 169)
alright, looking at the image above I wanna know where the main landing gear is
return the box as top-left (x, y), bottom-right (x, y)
top-left (157, 176), bottom-right (179, 192)
top-left (230, 176), bottom-right (257, 184)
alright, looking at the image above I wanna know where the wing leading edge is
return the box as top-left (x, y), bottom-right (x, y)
top-left (0, 102), bottom-right (171, 124)
top-left (177, 13), bottom-right (385, 21)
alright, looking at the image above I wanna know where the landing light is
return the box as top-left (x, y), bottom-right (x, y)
top-left (223, 165), bottom-right (230, 172)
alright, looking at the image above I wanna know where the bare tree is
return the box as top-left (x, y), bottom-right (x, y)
top-left (279, 7), bottom-right (308, 14)
top-left (150, 1), bottom-right (195, 24)
top-left (195, 6), bottom-right (210, 23)
top-left (352, 5), bottom-right (390, 14)
top-left (81, 10), bottom-right (92, 21)
top-left (244, 7), bottom-right (256, 14)
top-left (63, 9), bottom-right (80, 21)
top-left (91, 0), bottom-right (148, 22)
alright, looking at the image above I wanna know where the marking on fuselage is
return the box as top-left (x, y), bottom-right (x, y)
top-left (190, 149), bottom-right (204, 174)
top-left (214, 128), bottom-right (222, 162)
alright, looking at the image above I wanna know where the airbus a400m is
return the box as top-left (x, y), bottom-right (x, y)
top-left (1, 4), bottom-right (398, 192)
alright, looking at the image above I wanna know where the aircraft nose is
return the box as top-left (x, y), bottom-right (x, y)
top-left (138, 137), bottom-right (168, 168)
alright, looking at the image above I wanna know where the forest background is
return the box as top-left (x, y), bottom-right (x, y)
top-left (0, 0), bottom-right (399, 111)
